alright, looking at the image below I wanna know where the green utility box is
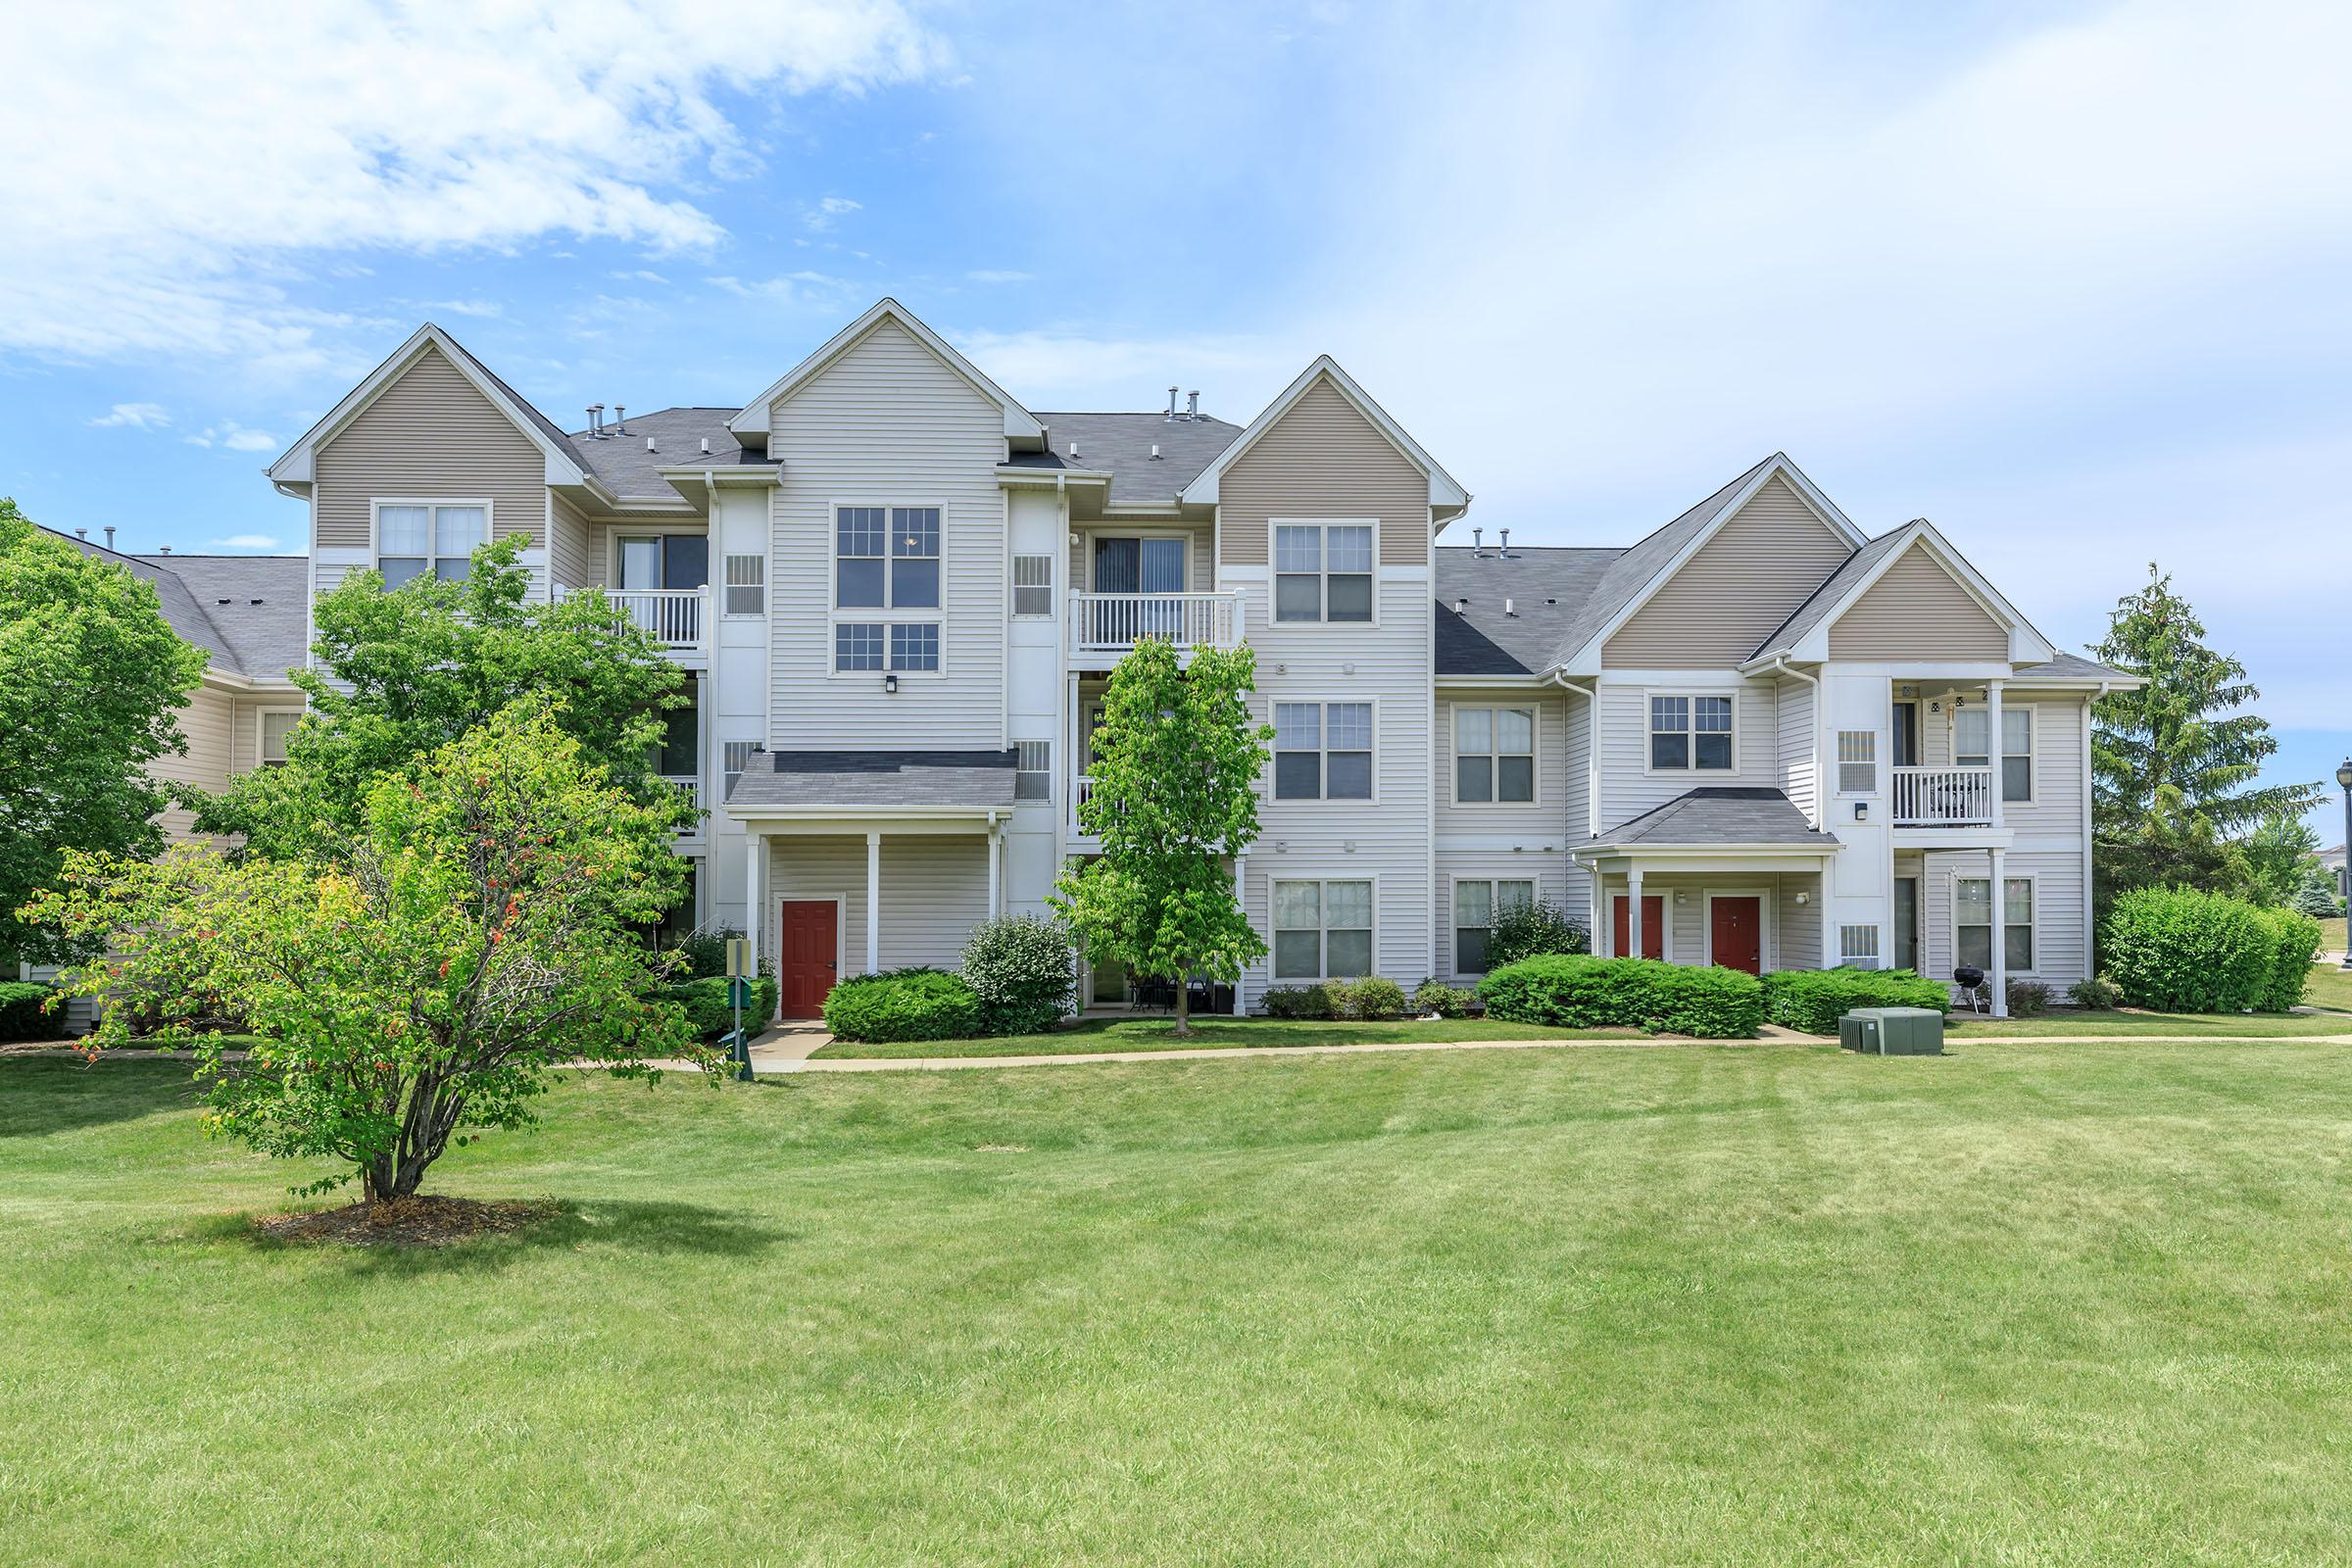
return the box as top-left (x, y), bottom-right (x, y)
top-left (1839, 1006), bottom-right (1945, 1055)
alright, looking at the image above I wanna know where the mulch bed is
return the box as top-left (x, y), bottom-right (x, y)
top-left (252, 1196), bottom-right (557, 1249)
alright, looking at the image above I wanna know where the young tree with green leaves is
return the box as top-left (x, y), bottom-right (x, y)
top-left (197, 536), bottom-right (690, 858)
top-left (0, 498), bottom-right (207, 968)
top-left (2241, 811), bottom-right (2323, 908)
top-left (32, 703), bottom-right (712, 1204)
top-left (2088, 565), bottom-right (2322, 907)
top-left (1050, 639), bottom-right (1272, 1037)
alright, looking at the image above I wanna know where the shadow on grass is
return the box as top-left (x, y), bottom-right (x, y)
top-left (216, 1197), bottom-right (791, 1276)
top-left (0, 1055), bottom-right (202, 1139)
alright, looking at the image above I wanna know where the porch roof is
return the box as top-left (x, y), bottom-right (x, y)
top-left (726, 750), bottom-right (1018, 813)
top-left (1593, 787), bottom-right (1841, 851)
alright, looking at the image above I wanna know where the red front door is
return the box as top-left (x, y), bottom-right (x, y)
top-left (1710, 897), bottom-right (1762, 975)
top-left (777, 900), bottom-right (839, 1018)
top-left (1611, 895), bottom-right (1665, 960)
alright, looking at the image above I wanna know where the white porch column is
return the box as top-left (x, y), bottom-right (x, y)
top-left (1986, 680), bottom-right (2006, 829)
top-left (1988, 846), bottom-right (2009, 1017)
top-left (1586, 863), bottom-right (1604, 956)
top-left (741, 830), bottom-right (763, 971)
top-left (987, 821), bottom-right (1003, 918)
top-left (1818, 865), bottom-right (1835, 971)
top-left (865, 829), bottom-right (882, 975)
top-left (1627, 865), bottom-right (1644, 959)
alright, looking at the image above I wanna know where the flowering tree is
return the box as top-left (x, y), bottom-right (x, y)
top-left (30, 704), bottom-right (714, 1203)
top-left (1050, 639), bottom-right (1271, 1036)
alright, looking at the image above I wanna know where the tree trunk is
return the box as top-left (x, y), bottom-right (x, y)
top-left (1171, 976), bottom-right (1192, 1038)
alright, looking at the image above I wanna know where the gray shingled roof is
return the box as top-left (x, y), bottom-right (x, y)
top-left (1435, 546), bottom-right (1623, 675)
top-left (46, 527), bottom-right (305, 683)
top-left (1749, 526), bottom-right (1911, 661)
top-left (2011, 652), bottom-right (2136, 684)
top-left (1599, 787), bottom-right (1841, 848)
top-left (726, 750), bottom-right (1018, 810)
top-left (562, 408), bottom-right (774, 501)
top-left (1022, 413), bottom-right (1244, 507)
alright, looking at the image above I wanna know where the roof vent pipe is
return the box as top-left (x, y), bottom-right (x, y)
top-left (699, 437), bottom-right (710, 455)
top-left (1069, 441), bottom-right (1079, 458)
top-left (1499, 527), bottom-right (1511, 556)
top-left (1451, 597), bottom-right (1467, 614)
top-left (159, 544), bottom-right (172, 554)
top-left (1150, 443), bottom-right (1161, 460)
top-left (586, 404), bottom-right (604, 437)
top-left (74, 527), bottom-right (87, 540)
top-left (1504, 596), bottom-right (1516, 617)
top-left (1472, 526), bottom-right (1483, 556)
top-left (612, 405), bottom-right (626, 434)
top-left (1165, 386), bottom-right (1179, 420)
top-left (1187, 391), bottom-right (1200, 420)
top-left (645, 436), bottom-right (657, 453)
top-left (104, 526), bottom-right (116, 549)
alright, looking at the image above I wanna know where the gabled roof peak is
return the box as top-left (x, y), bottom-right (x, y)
top-left (1179, 355), bottom-right (1468, 514)
top-left (727, 298), bottom-right (1044, 444)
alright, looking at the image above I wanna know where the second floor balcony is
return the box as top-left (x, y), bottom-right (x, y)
top-left (598, 587), bottom-right (707, 652)
top-left (1069, 590), bottom-right (1243, 660)
top-left (1892, 765), bottom-right (1994, 828)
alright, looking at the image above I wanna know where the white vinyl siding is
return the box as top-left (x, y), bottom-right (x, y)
top-left (1597, 682), bottom-right (1778, 830)
top-left (313, 343), bottom-right (544, 551)
top-left (764, 834), bottom-right (991, 974)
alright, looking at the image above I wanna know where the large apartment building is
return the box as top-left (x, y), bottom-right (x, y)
top-left (89, 296), bottom-right (2131, 1023)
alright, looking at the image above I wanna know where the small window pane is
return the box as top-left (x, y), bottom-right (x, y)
top-left (379, 558), bottom-right (426, 590)
top-left (1496, 709), bottom-right (1534, 756)
top-left (377, 505), bottom-right (429, 555)
top-left (259, 710), bottom-right (301, 764)
top-left (1325, 704), bottom-right (1372, 751)
top-left (892, 507), bottom-right (940, 557)
top-left (1325, 929), bottom-right (1373, 978)
top-left (2005, 923), bottom-right (2034, 971)
top-left (434, 556), bottom-right (471, 582)
top-left (837, 558), bottom-right (885, 608)
top-left (2002, 756), bottom-right (2032, 803)
top-left (1456, 708), bottom-right (1493, 757)
top-left (1693, 733), bottom-right (1733, 770)
top-left (1274, 574), bottom-right (1322, 621)
top-left (889, 623), bottom-right (940, 671)
top-left (1325, 881), bottom-right (1372, 929)
top-left (1955, 708), bottom-right (1989, 765)
top-left (1274, 753), bottom-right (1323, 800)
top-left (837, 507), bottom-right (885, 557)
top-left (1456, 756), bottom-right (1493, 803)
top-left (1274, 526), bottom-right (1320, 573)
top-left (1274, 931), bottom-right (1322, 979)
top-left (1274, 703), bottom-right (1321, 752)
top-left (1958, 927), bottom-right (1992, 970)
top-left (1455, 927), bottom-right (1491, 974)
top-left (892, 557), bottom-right (940, 610)
top-left (2003, 878), bottom-right (2033, 924)
top-left (1327, 526), bottom-right (1373, 572)
top-left (1496, 756), bottom-right (1535, 801)
top-left (1274, 881), bottom-right (1321, 929)
top-left (1650, 732), bottom-right (1689, 770)
top-left (1454, 881), bottom-right (1493, 927)
top-left (1497, 880), bottom-right (1535, 913)
top-left (1650, 696), bottom-right (1688, 733)
top-left (435, 505), bottom-right (486, 558)
top-left (1325, 752), bottom-right (1372, 799)
top-left (1326, 574), bottom-right (1373, 622)
top-left (835, 623), bottom-right (884, 670)
top-left (1694, 697), bottom-right (1733, 733)
top-left (1955, 878), bottom-right (1992, 924)
top-left (2002, 709), bottom-right (2033, 754)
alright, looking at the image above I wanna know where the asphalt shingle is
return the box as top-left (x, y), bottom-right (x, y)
top-left (726, 750), bottom-right (1018, 810)
top-left (1600, 786), bottom-right (1841, 848)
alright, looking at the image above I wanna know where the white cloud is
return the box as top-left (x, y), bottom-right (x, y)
top-left (182, 421), bottom-right (278, 453)
top-left (964, 270), bottom-right (1033, 284)
top-left (609, 270), bottom-right (669, 283)
top-left (88, 402), bottom-right (172, 429)
top-left (205, 534), bottom-right (280, 551)
top-left (0, 2), bottom-right (947, 373)
top-left (421, 299), bottom-right (506, 319)
top-left (952, 326), bottom-right (1301, 414)
top-left (804, 195), bottom-right (864, 230)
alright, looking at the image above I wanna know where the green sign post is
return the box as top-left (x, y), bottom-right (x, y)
top-left (724, 939), bottom-right (755, 1082)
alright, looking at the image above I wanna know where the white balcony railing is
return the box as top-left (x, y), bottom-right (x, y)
top-left (1069, 774), bottom-right (1099, 839)
top-left (663, 774), bottom-right (703, 835)
top-left (1069, 591), bottom-right (1242, 656)
top-left (606, 588), bottom-right (706, 650)
top-left (1891, 765), bottom-right (1993, 827)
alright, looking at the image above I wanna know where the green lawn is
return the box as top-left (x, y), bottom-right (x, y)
top-left (2321, 915), bottom-right (2346, 954)
top-left (9, 1043), bottom-right (2352, 1563)
top-left (1949, 1006), bottom-right (2350, 1038)
top-left (812, 1014), bottom-right (1631, 1058)
top-left (2303, 960), bottom-right (2352, 1013)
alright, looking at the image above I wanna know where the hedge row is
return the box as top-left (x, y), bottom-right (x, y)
top-left (1760, 967), bottom-right (1950, 1035)
top-left (823, 967), bottom-right (984, 1043)
top-left (1259, 977), bottom-right (1411, 1020)
top-left (2103, 887), bottom-right (2322, 1013)
top-left (1476, 956), bottom-right (1763, 1038)
top-left (0, 982), bottom-right (58, 1043)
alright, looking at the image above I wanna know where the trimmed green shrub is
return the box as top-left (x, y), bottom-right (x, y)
top-left (960, 914), bottom-right (1077, 1036)
top-left (1489, 901), bottom-right (1592, 968)
top-left (2006, 979), bottom-right (2053, 1018)
top-left (1759, 967), bottom-right (1950, 1035)
top-left (1477, 956), bottom-right (1763, 1038)
top-left (1260, 984), bottom-right (1334, 1019)
top-left (2104, 886), bottom-right (2320, 1012)
top-left (669, 928), bottom-right (736, 981)
top-left (1330, 976), bottom-right (1409, 1020)
top-left (0, 981), bottom-right (59, 1042)
top-left (666, 976), bottom-right (778, 1039)
top-left (2068, 975), bottom-right (2125, 1010)
top-left (822, 967), bottom-right (983, 1043)
top-left (1413, 979), bottom-right (1473, 1018)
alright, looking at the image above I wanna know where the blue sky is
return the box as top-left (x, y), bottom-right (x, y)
top-left (3, 0), bottom-right (2345, 836)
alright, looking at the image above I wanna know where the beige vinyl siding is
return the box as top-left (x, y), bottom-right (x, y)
top-left (1776, 676), bottom-right (1817, 826)
top-left (763, 834), bottom-right (992, 974)
top-left (1776, 877), bottom-right (1823, 969)
top-left (1602, 476), bottom-right (1851, 667)
top-left (1434, 692), bottom-right (1571, 834)
top-left (1827, 542), bottom-right (2008, 661)
top-left (1217, 376), bottom-right (1431, 567)
top-left (2000, 696), bottom-right (2087, 833)
top-left (767, 317), bottom-right (1005, 749)
top-left (150, 684), bottom-right (236, 841)
top-left (313, 343), bottom-right (547, 550)
top-left (550, 494), bottom-right (597, 592)
top-left (1595, 680), bottom-right (1780, 832)
top-left (1434, 853), bottom-right (1576, 981)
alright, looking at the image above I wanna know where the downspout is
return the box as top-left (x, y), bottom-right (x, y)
top-left (1767, 657), bottom-right (1822, 831)
top-left (2084, 681), bottom-right (2110, 981)
top-left (1549, 669), bottom-right (1601, 947)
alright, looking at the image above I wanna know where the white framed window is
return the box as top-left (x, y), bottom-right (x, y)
top-left (722, 740), bottom-right (760, 798)
top-left (1956, 706), bottom-right (2034, 802)
top-left (1956, 876), bottom-right (2034, 972)
top-left (1648, 693), bottom-right (1735, 772)
top-left (1273, 879), bottom-right (1375, 980)
top-left (614, 532), bottom-right (709, 591)
top-left (834, 505), bottom-right (941, 673)
top-left (1453, 879), bottom-right (1535, 975)
top-left (374, 500), bottom-right (487, 587)
top-left (1014, 739), bottom-right (1052, 801)
top-left (1837, 730), bottom-right (1878, 795)
top-left (1838, 924), bottom-right (1882, 968)
top-left (1272, 521), bottom-right (1374, 624)
top-left (722, 555), bottom-right (765, 615)
top-left (1273, 702), bottom-right (1373, 801)
top-left (256, 709), bottom-right (303, 768)
top-left (1011, 554), bottom-right (1054, 617)
top-left (1455, 707), bottom-right (1536, 804)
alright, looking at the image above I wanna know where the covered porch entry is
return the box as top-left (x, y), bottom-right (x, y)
top-left (1572, 787), bottom-right (1843, 974)
top-left (726, 751), bottom-right (1019, 1020)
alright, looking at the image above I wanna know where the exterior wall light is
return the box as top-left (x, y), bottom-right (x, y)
top-left (1853, 801), bottom-right (1869, 822)
top-left (884, 673), bottom-right (899, 695)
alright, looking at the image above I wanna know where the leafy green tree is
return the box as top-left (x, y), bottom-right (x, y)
top-left (1050, 639), bottom-right (1272, 1036)
top-left (33, 704), bottom-right (711, 1203)
top-left (197, 536), bottom-right (689, 857)
top-left (2088, 565), bottom-right (2322, 907)
top-left (0, 498), bottom-right (207, 968)
top-left (2241, 811), bottom-right (2322, 908)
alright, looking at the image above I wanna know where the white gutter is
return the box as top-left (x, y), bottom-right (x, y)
top-left (1768, 657), bottom-right (1824, 831)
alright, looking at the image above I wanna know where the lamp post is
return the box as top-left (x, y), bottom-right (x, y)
top-left (2337, 758), bottom-right (2352, 971)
